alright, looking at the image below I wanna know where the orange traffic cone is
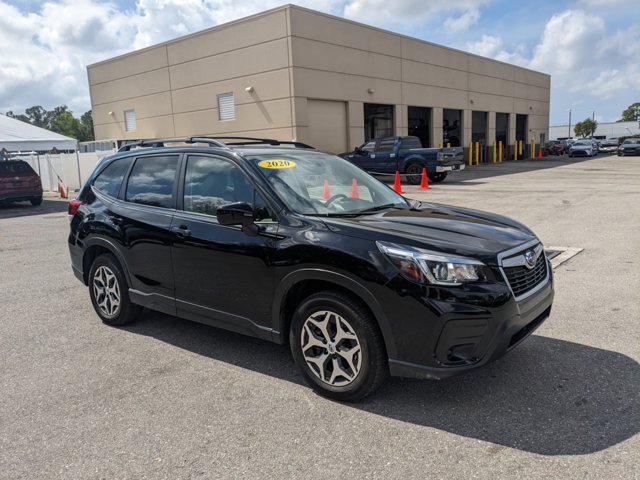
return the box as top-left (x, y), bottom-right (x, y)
top-left (419, 167), bottom-right (429, 190)
top-left (57, 175), bottom-right (67, 199)
top-left (393, 171), bottom-right (403, 194)
top-left (351, 178), bottom-right (359, 198)
top-left (322, 179), bottom-right (331, 200)
top-left (538, 148), bottom-right (543, 158)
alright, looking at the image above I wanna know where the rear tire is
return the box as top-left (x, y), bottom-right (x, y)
top-left (290, 291), bottom-right (388, 402)
top-left (405, 163), bottom-right (423, 185)
top-left (88, 254), bottom-right (141, 326)
top-left (30, 196), bottom-right (42, 206)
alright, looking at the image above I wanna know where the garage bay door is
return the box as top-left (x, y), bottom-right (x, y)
top-left (306, 100), bottom-right (348, 153)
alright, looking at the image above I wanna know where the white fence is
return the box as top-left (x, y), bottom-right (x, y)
top-left (16, 150), bottom-right (117, 192)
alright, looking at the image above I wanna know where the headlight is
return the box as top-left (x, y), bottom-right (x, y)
top-left (377, 241), bottom-right (486, 285)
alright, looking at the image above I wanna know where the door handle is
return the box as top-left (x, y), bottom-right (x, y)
top-left (171, 224), bottom-right (191, 237)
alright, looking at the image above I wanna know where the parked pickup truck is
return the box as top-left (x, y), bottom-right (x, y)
top-left (339, 136), bottom-right (464, 184)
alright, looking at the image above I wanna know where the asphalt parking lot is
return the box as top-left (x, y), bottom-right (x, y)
top-left (1, 154), bottom-right (638, 479)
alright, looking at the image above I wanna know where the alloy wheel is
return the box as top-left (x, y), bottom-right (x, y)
top-left (92, 265), bottom-right (121, 318)
top-left (300, 310), bottom-right (362, 387)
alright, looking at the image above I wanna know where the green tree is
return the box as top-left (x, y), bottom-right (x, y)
top-left (5, 111), bottom-right (30, 123)
top-left (79, 110), bottom-right (95, 142)
top-left (49, 105), bottom-right (82, 139)
top-left (574, 118), bottom-right (598, 138)
top-left (24, 106), bottom-right (51, 128)
top-left (617, 103), bottom-right (640, 122)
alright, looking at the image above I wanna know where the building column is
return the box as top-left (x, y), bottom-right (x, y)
top-left (396, 104), bottom-right (407, 137)
top-left (291, 97), bottom-right (308, 144)
top-left (347, 101), bottom-right (364, 149)
top-left (462, 109), bottom-right (472, 148)
top-left (487, 111), bottom-right (496, 146)
top-left (431, 107), bottom-right (443, 148)
top-left (508, 113), bottom-right (516, 146)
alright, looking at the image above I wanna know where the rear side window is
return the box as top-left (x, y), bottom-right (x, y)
top-left (93, 158), bottom-right (132, 198)
top-left (125, 155), bottom-right (178, 208)
top-left (401, 137), bottom-right (422, 149)
top-left (376, 138), bottom-right (396, 153)
top-left (361, 141), bottom-right (375, 152)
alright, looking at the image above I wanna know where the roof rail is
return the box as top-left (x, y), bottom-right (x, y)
top-left (117, 136), bottom-right (315, 152)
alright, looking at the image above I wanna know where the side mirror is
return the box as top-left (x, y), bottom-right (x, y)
top-left (354, 147), bottom-right (364, 154)
top-left (216, 202), bottom-right (260, 236)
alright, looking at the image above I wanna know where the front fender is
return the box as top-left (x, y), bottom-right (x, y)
top-left (271, 268), bottom-right (398, 358)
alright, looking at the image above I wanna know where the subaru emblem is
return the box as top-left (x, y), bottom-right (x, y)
top-left (524, 250), bottom-right (536, 269)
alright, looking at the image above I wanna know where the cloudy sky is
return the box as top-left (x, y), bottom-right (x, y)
top-left (1, 0), bottom-right (638, 124)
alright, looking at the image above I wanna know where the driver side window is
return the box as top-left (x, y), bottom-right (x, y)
top-left (361, 141), bottom-right (375, 153)
top-left (183, 155), bottom-right (274, 222)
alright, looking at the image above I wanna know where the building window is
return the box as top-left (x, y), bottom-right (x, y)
top-left (124, 109), bottom-right (136, 132)
top-left (443, 109), bottom-right (462, 147)
top-left (218, 92), bottom-right (235, 121)
top-left (408, 106), bottom-right (431, 147)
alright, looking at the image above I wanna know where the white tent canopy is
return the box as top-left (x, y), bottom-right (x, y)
top-left (0, 114), bottom-right (77, 152)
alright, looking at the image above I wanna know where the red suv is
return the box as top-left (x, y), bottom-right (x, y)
top-left (0, 160), bottom-right (43, 206)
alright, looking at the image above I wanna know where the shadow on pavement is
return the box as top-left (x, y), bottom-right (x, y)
top-left (0, 199), bottom-right (68, 219)
top-left (126, 310), bottom-right (639, 456)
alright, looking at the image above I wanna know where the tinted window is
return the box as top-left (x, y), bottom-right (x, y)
top-left (401, 137), bottom-right (422, 149)
top-left (125, 155), bottom-right (178, 208)
top-left (361, 141), bottom-right (375, 152)
top-left (0, 161), bottom-right (34, 174)
top-left (183, 156), bottom-right (254, 216)
top-left (376, 138), bottom-right (396, 153)
top-left (93, 158), bottom-right (131, 197)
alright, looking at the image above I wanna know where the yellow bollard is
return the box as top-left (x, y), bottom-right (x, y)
top-left (446, 143), bottom-right (450, 149)
top-left (514, 142), bottom-right (518, 161)
top-left (531, 142), bottom-right (534, 159)
top-left (518, 140), bottom-right (523, 157)
top-left (498, 141), bottom-right (503, 162)
top-left (475, 142), bottom-right (480, 165)
top-left (468, 142), bottom-right (473, 166)
top-left (492, 144), bottom-right (496, 163)
top-left (439, 143), bottom-right (442, 149)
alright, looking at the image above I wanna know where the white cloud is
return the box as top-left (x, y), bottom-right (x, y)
top-left (0, 0), bottom-right (342, 114)
top-left (466, 35), bottom-right (529, 66)
top-left (344, 0), bottom-right (485, 26)
top-left (443, 7), bottom-right (480, 33)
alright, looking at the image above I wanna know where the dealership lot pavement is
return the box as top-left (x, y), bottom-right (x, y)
top-left (1, 154), bottom-right (638, 479)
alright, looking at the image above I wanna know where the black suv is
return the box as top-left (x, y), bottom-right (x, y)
top-left (68, 137), bottom-right (554, 401)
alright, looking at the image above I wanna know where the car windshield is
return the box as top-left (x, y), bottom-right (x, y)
top-left (623, 139), bottom-right (639, 144)
top-left (246, 150), bottom-right (409, 216)
top-left (573, 141), bottom-right (589, 146)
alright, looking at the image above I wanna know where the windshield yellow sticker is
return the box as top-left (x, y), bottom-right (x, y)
top-left (258, 159), bottom-right (296, 169)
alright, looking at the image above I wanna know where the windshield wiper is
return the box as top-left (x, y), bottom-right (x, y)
top-left (355, 203), bottom-right (408, 214)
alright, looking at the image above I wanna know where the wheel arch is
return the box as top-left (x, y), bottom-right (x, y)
top-left (272, 269), bottom-right (397, 358)
top-left (81, 237), bottom-right (131, 286)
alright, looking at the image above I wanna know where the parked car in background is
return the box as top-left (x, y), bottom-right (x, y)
top-left (340, 136), bottom-right (464, 184)
top-left (68, 136), bottom-right (553, 401)
top-left (618, 138), bottom-right (640, 156)
top-left (0, 160), bottom-right (43, 206)
top-left (599, 138), bottom-right (619, 153)
top-left (544, 141), bottom-right (565, 156)
top-left (568, 140), bottom-right (597, 157)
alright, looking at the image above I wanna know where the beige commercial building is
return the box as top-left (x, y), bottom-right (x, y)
top-left (88, 4), bottom-right (550, 154)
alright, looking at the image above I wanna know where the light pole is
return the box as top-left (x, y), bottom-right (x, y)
top-left (567, 108), bottom-right (572, 139)
top-left (591, 110), bottom-right (596, 138)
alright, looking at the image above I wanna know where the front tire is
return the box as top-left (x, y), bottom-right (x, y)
top-left (89, 254), bottom-right (141, 326)
top-left (429, 172), bottom-right (448, 183)
top-left (290, 291), bottom-right (388, 402)
top-left (30, 196), bottom-right (42, 206)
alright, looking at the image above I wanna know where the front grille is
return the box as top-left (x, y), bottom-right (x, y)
top-left (503, 253), bottom-right (547, 297)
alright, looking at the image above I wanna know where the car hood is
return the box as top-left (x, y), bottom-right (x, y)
top-left (570, 144), bottom-right (591, 149)
top-left (321, 202), bottom-right (537, 263)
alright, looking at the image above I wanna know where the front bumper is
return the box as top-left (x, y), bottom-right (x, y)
top-left (436, 163), bottom-right (465, 173)
top-left (382, 258), bottom-right (554, 380)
